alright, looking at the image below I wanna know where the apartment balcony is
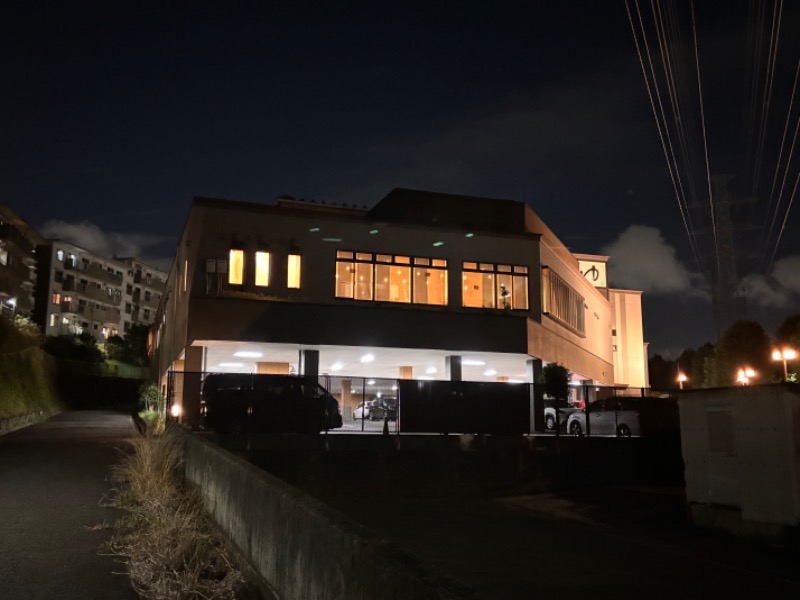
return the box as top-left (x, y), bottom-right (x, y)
top-left (64, 261), bottom-right (124, 285)
top-left (61, 300), bottom-right (121, 324)
top-left (61, 280), bottom-right (122, 306)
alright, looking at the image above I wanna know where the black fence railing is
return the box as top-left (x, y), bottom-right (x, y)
top-left (165, 371), bottom-right (678, 437)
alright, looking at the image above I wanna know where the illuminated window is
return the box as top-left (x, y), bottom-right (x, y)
top-left (542, 267), bottom-right (584, 336)
top-left (287, 254), bottom-right (302, 288)
top-left (336, 251), bottom-right (446, 305)
top-left (255, 251), bottom-right (270, 286)
top-left (56, 249), bottom-right (64, 261)
top-left (51, 293), bottom-right (61, 304)
top-left (462, 262), bottom-right (528, 310)
top-left (229, 249), bottom-right (244, 285)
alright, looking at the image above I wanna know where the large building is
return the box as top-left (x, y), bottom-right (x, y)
top-left (0, 204), bottom-right (45, 319)
top-left (152, 189), bottom-right (649, 422)
top-left (33, 240), bottom-right (167, 342)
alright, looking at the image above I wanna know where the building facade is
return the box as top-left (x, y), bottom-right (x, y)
top-left (0, 204), bottom-right (44, 319)
top-left (152, 189), bottom-right (649, 421)
top-left (33, 241), bottom-right (167, 342)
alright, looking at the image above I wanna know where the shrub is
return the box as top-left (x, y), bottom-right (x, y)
top-left (109, 428), bottom-right (242, 599)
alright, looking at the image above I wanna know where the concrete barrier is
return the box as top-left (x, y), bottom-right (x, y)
top-left (183, 432), bottom-right (473, 600)
top-left (0, 410), bottom-right (58, 436)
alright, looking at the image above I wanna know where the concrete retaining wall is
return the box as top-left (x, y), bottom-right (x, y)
top-left (183, 432), bottom-right (473, 600)
top-left (0, 410), bottom-right (57, 436)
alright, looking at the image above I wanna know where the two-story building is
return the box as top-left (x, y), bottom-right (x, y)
top-left (152, 189), bottom-right (649, 423)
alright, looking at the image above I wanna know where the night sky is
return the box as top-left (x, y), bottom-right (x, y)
top-left (3, 1), bottom-right (800, 357)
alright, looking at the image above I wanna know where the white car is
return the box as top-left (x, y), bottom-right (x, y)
top-left (544, 398), bottom-right (580, 431)
top-left (352, 401), bottom-right (371, 420)
top-left (566, 397), bottom-right (641, 437)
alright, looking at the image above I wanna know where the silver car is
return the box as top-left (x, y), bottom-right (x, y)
top-left (544, 398), bottom-right (580, 431)
top-left (566, 397), bottom-right (641, 437)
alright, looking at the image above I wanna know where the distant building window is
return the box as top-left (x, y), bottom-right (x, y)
top-left (51, 293), bottom-right (61, 304)
top-left (462, 262), bottom-right (528, 310)
top-left (542, 267), bottom-right (585, 336)
top-left (54, 270), bottom-right (63, 283)
top-left (229, 249), bottom-right (244, 285)
top-left (56, 250), bottom-right (64, 261)
top-left (143, 309), bottom-right (150, 321)
top-left (144, 290), bottom-right (151, 301)
top-left (335, 251), bottom-right (446, 305)
top-left (126, 284), bottom-right (133, 294)
top-left (287, 254), bottom-right (302, 289)
top-left (67, 254), bottom-right (77, 267)
top-left (49, 314), bottom-right (57, 327)
top-left (255, 251), bottom-right (270, 287)
top-left (125, 303), bottom-right (132, 314)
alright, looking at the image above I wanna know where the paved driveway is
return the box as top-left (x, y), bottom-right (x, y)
top-left (0, 411), bottom-right (137, 600)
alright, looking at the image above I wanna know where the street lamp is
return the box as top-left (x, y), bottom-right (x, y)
top-left (771, 348), bottom-right (797, 382)
top-left (677, 373), bottom-right (687, 390)
top-left (736, 367), bottom-right (756, 386)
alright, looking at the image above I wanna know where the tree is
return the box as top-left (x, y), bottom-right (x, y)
top-left (541, 362), bottom-right (570, 400)
top-left (714, 320), bottom-right (772, 386)
top-left (121, 324), bottom-right (150, 366)
top-left (776, 315), bottom-right (800, 348)
top-left (693, 342), bottom-right (716, 388)
top-left (648, 354), bottom-right (676, 389)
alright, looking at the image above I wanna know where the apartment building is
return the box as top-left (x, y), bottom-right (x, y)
top-left (152, 189), bottom-right (649, 421)
top-left (33, 241), bottom-right (166, 342)
top-left (0, 204), bottom-right (44, 319)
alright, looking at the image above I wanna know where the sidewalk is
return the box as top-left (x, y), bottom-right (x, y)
top-left (0, 411), bottom-right (137, 600)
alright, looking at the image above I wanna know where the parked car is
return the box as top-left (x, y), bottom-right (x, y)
top-left (544, 398), bottom-right (580, 431)
top-left (368, 397), bottom-right (398, 421)
top-left (353, 400), bottom-right (371, 420)
top-left (201, 373), bottom-right (343, 434)
top-left (566, 396), bottom-right (678, 437)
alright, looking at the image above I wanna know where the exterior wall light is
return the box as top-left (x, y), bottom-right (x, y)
top-left (677, 373), bottom-right (687, 389)
top-left (736, 367), bottom-right (755, 385)
top-left (170, 404), bottom-right (182, 418)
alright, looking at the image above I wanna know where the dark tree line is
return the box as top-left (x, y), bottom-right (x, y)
top-left (649, 315), bottom-right (800, 389)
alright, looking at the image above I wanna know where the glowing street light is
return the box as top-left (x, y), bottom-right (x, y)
top-left (772, 348), bottom-right (797, 382)
top-left (677, 373), bottom-right (688, 390)
top-left (736, 367), bottom-right (756, 386)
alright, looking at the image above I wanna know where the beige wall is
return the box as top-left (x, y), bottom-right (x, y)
top-left (609, 289), bottom-right (648, 388)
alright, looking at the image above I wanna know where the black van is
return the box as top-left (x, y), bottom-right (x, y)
top-left (201, 373), bottom-right (343, 434)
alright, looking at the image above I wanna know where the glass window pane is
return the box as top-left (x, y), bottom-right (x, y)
top-left (514, 265), bottom-right (528, 274)
top-left (287, 254), bottom-right (301, 289)
top-left (462, 272), bottom-right (483, 308)
top-left (513, 274), bottom-right (528, 309)
top-left (498, 264), bottom-right (512, 273)
top-left (356, 252), bottom-right (373, 261)
top-left (337, 251), bottom-right (353, 259)
top-left (255, 252), bottom-right (270, 286)
top-left (432, 259), bottom-right (447, 268)
top-left (354, 262), bottom-right (373, 300)
top-left (414, 257), bottom-right (430, 266)
top-left (376, 254), bottom-right (392, 263)
top-left (229, 249), bottom-right (244, 285)
top-left (414, 267), bottom-right (448, 305)
top-left (375, 264), bottom-right (391, 301)
top-left (497, 274), bottom-right (513, 308)
top-left (395, 255), bottom-right (410, 264)
top-left (463, 261), bottom-right (477, 270)
top-left (390, 265), bottom-right (410, 302)
top-left (479, 263), bottom-right (494, 272)
top-left (335, 261), bottom-right (354, 298)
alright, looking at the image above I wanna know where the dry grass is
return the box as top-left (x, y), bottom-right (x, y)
top-left (109, 427), bottom-right (242, 599)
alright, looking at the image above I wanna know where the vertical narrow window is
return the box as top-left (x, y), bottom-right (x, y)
top-left (183, 260), bottom-right (188, 292)
top-left (287, 254), bottom-right (302, 289)
top-left (335, 251), bottom-right (355, 298)
top-left (229, 249), bottom-right (244, 285)
top-left (255, 251), bottom-right (270, 286)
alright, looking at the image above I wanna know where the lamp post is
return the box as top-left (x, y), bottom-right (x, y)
top-left (736, 367), bottom-right (755, 386)
top-left (677, 373), bottom-right (687, 390)
top-left (772, 348), bottom-right (797, 382)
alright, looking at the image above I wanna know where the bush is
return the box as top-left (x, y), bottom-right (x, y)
top-left (109, 428), bottom-right (242, 599)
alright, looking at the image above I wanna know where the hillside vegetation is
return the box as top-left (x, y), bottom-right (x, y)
top-left (0, 317), bottom-right (62, 419)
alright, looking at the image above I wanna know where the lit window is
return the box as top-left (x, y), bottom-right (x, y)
top-left (51, 293), bottom-right (61, 304)
top-left (287, 255), bottom-right (302, 289)
top-left (462, 262), bottom-right (528, 310)
top-left (49, 314), bottom-right (57, 327)
top-left (56, 249), bottom-right (64, 261)
top-left (336, 251), bottom-right (445, 305)
top-left (229, 249), bottom-right (244, 285)
top-left (255, 251), bottom-right (270, 286)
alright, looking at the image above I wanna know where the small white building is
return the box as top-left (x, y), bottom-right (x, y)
top-left (679, 384), bottom-right (800, 539)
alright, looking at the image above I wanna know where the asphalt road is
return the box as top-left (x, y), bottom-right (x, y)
top-left (0, 411), bottom-right (137, 600)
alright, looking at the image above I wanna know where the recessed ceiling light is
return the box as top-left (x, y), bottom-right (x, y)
top-left (309, 227), bottom-right (320, 232)
top-left (367, 379), bottom-right (375, 385)
top-left (369, 229), bottom-right (379, 234)
top-left (463, 359), bottom-right (485, 366)
top-left (418, 375), bottom-right (434, 380)
top-left (218, 362), bottom-right (244, 368)
top-left (484, 368), bottom-right (497, 376)
top-left (233, 351), bottom-right (262, 358)
top-left (360, 353), bottom-right (375, 363)
top-left (432, 241), bottom-right (444, 247)
top-left (465, 233), bottom-right (474, 238)
top-left (330, 362), bottom-right (344, 371)
top-left (426, 367), bottom-right (437, 374)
